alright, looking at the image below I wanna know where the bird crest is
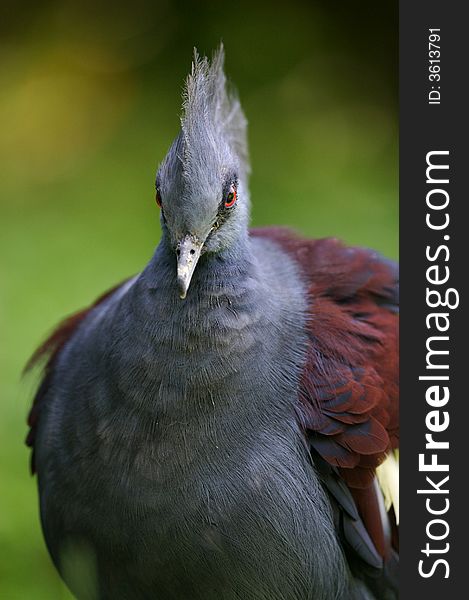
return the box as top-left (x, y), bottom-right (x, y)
top-left (180, 45), bottom-right (250, 182)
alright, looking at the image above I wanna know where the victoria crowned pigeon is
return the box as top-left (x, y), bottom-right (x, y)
top-left (26, 47), bottom-right (399, 600)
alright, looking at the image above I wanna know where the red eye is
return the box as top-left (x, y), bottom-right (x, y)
top-left (225, 185), bottom-right (237, 208)
top-left (155, 189), bottom-right (162, 208)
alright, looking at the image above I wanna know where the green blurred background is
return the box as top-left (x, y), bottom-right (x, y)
top-left (0, 1), bottom-right (397, 597)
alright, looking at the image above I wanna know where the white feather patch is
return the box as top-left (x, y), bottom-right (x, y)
top-left (376, 451), bottom-right (399, 525)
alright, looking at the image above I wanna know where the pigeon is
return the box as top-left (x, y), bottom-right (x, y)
top-left (26, 46), bottom-right (399, 600)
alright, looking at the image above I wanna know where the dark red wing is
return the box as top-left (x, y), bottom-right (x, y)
top-left (252, 228), bottom-right (399, 565)
top-left (25, 280), bottom-right (130, 473)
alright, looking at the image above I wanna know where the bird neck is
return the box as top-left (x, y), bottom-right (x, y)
top-left (119, 230), bottom-right (309, 422)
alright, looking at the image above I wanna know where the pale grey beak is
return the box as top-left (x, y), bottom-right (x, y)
top-left (176, 235), bottom-right (203, 299)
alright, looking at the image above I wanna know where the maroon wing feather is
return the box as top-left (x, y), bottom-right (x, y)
top-left (25, 280), bottom-right (130, 473)
top-left (252, 228), bottom-right (399, 562)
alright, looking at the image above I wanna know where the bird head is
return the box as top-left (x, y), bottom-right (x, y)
top-left (155, 46), bottom-right (250, 299)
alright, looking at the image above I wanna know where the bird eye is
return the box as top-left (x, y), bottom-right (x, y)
top-left (155, 189), bottom-right (162, 208)
top-left (224, 184), bottom-right (237, 208)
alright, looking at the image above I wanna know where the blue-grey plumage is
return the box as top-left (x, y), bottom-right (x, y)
top-left (29, 46), bottom-right (398, 600)
top-left (36, 239), bottom-right (347, 599)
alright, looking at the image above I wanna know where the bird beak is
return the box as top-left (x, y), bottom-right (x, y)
top-left (176, 235), bottom-right (203, 299)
